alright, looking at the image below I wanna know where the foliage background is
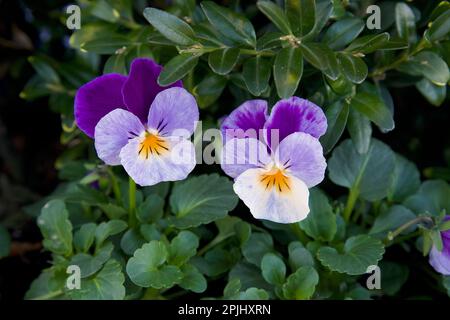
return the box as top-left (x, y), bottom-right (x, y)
top-left (0, 0), bottom-right (449, 300)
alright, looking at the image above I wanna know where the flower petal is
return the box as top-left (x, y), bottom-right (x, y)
top-left (122, 58), bottom-right (182, 123)
top-left (75, 74), bottom-right (127, 138)
top-left (275, 132), bottom-right (326, 188)
top-left (221, 138), bottom-right (271, 179)
top-left (94, 109), bottom-right (145, 165)
top-left (429, 244), bottom-right (450, 275)
top-left (147, 87), bottom-right (199, 138)
top-left (221, 100), bottom-right (268, 140)
top-left (119, 135), bottom-right (196, 186)
top-left (264, 97), bottom-right (327, 148)
top-left (233, 168), bottom-right (310, 223)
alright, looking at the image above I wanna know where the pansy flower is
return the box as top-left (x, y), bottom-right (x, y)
top-left (221, 98), bottom-right (327, 224)
top-left (74, 58), bottom-right (199, 186)
top-left (429, 215), bottom-right (450, 275)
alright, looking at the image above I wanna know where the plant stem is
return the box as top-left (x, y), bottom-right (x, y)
top-left (343, 187), bottom-right (359, 222)
top-left (128, 177), bottom-right (137, 227)
top-left (239, 48), bottom-right (275, 57)
top-left (31, 289), bottom-right (64, 300)
top-left (385, 216), bottom-right (434, 242)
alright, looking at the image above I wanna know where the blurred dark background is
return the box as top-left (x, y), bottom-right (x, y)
top-left (0, 0), bottom-right (448, 300)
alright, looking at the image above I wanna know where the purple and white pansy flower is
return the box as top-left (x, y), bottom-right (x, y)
top-left (74, 58), bottom-right (199, 186)
top-left (429, 216), bottom-right (450, 275)
top-left (221, 97), bottom-right (327, 224)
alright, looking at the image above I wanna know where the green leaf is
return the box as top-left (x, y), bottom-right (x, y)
top-left (416, 78), bottom-right (447, 106)
top-left (73, 223), bottom-right (96, 253)
top-left (126, 241), bottom-right (183, 289)
top-left (103, 53), bottom-right (127, 74)
top-left (201, 2), bottom-right (256, 47)
top-left (380, 38), bottom-right (409, 51)
top-left (193, 73), bottom-right (227, 108)
top-left (69, 242), bottom-right (113, 278)
top-left (370, 205), bottom-right (417, 236)
top-left (81, 36), bottom-right (132, 54)
top-left (229, 262), bottom-right (272, 292)
top-left (257, 1), bottom-right (292, 35)
top-left (282, 266), bottom-right (319, 299)
top-left (347, 108), bottom-right (372, 154)
top-left (398, 51), bottom-right (450, 86)
top-left (158, 53), bottom-right (199, 86)
top-left (404, 180), bottom-right (450, 216)
top-left (427, 9), bottom-right (450, 42)
top-left (192, 247), bottom-right (240, 277)
top-left (288, 243), bottom-right (314, 271)
top-left (395, 2), bottom-right (417, 44)
top-left (300, 42), bottom-right (339, 80)
top-left (243, 56), bottom-right (272, 96)
top-left (328, 139), bottom-right (396, 201)
top-left (208, 48), bottom-right (240, 75)
top-left (28, 56), bottom-right (60, 84)
top-left (168, 231), bottom-right (199, 266)
top-left (273, 46), bottom-right (303, 98)
top-left (325, 73), bottom-right (354, 95)
top-left (323, 18), bottom-right (365, 50)
top-left (98, 203), bottom-right (127, 220)
top-left (443, 276), bottom-right (450, 297)
top-left (299, 189), bottom-right (337, 242)
top-left (169, 174), bottom-right (238, 228)
top-left (305, 0), bottom-right (333, 39)
top-left (317, 235), bottom-right (385, 275)
top-left (350, 92), bottom-right (394, 131)
top-left (68, 260), bottom-right (125, 300)
top-left (337, 53), bottom-right (368, 84)
top-left (90, 0), bottom-right (120, 23)
top-left (224, 278), bottom-right (241, 298)
top-left (388, 154), bottom-right (421, 202)
top-left (231, 288), bottom-right (269, 300)
top-left (320, 100), bottom-right (349, 153)
top-left (136, 194), bottom-right (164, 223)
top-left (179, 264), bottom-right (207, 293)
top-left (25, 268), bottom-right (66, 300)
top-left (37, 200), bottom-right (73, 256)
top-left (143, 7), bottom-right (196, 45)
top-left (379, 261), bottom-right (409, 296)
top-left (120, 228), bottom-right (146, 256)
top-left (345, 33), bottom-right (390, 54)
top-left (0, 225), bottom-right (11, 259)
top-left (285, 0), bottom-right (315, 37)
top-left (95, 220), bottom-right (127, 248)
top-left (261, 253), bottom-right (286, 285)
top-left (242, 233), bottom-right (274, 266)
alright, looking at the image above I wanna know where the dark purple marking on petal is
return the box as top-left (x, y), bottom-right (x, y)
top-left (74, 73), bottom-right (127, 138)
top-left (122, 58), bottom-right (182, 123)
top-left (264, 97), bottom-right (327, 148)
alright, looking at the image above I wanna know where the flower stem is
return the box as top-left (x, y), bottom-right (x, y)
top-left (386, 216), bottom-right (434, 243)
top-left (128, 177), bottom-right (137, 227)
top-left (343, 187), bottom-right (359, 222)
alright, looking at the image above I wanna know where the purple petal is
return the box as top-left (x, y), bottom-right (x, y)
top-left (122, 58), bottom-right (182, 123)
top-left (75, 74), bottom-right (127, 138)
top-left (274, 132), bottom-right (326, 188)
top-left (119, 135), bottom-right (196, 186)
top-left (94, 109), bottom-right (145, 165)
top-left (147, 87), bottom-right (199, 138)
top-left (221, 138), bottom-right (271, 179)
top-left (221, 100), bottom-right (268, 141)
top-left (264, 97), bottom-right (327, 148)
top-left (429, 242), bottom-right (450, 275)
top-left (442, 215), bottom-right (450, 239)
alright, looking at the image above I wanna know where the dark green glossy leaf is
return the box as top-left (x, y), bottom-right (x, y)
top-left (208, 48), bottom-right (240, 75)
top-left (323, 18), bottom-right (365, 50)
top-left (415, 78), bottom-right (447, 106)
top-left (193, 73), bottom-right (227, 108)
top-left (350, 92), bottom-right (394, 131)
top-left (301, 42), bottom-right (339, 80)
top-left (345, 33), bottom-right (390, 54)
top-left (347, 108), bottom-right (372, 154)
top-left (320, 100), bottom-right (349, 153)
top-left (243, 56), bottom-right (272, 96)
top-left (427, 9), bottom-right (450, 42)
top-left (273, 46), bottom-right (303, 98)
top-left (338, 53), bottom-right (368, 84)
top-left (395, 2), bottom-right (416, 44)
top-left (257, 1), bottom-right (292, 35)
top-left (158, 53), bottom-right (199, 86)
top-left (285, 0), bottom-right (315, 36)
top-left (398, 51), bottom-right (450, 86)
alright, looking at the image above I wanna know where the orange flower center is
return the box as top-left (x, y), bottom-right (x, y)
top-left (138, 132), bottom-right (169, 159)
top-left (259, 168), bottom-right (291, 193)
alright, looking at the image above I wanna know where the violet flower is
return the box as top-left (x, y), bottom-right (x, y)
top-left (429, 216), bottom-right (450, 275)
top-left (220, 98), bottom-right (327, 224)
top-left (74, 58), bottom-right (199, 186)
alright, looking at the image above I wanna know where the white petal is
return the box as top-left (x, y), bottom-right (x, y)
top-left (233, 168), bottom-right (310, 223)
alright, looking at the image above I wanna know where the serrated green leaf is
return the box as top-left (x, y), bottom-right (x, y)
top-left (126, 241), bottom-right (183, 289)
top-left (168, 231), bottom-right (199, 266)
top-left (282, 266), bottom-right (319, 299)
top-left (143, 7), bottom-right (195, 45)
top-left (95, 220), bottom-right (127, 248)
top-left (136, 194), bottom-right (164, 223)
top-left (37, 200), bottom-right (73, 256)
top-left (328, 139), bottom-right (396, 201)
top-left (299, 189), bottom-right (337, 242)
top-left (120, 228), bottom-right (146, 256)
top-left (169, 174), bottom-right (238, 228)
top-left (179, 264), bottom-right (207, 293)
top-left (242, 233), bottom-right (274, 266)
top-left (158, 53), bottom-right (199, 86)
top-left (317, 235), bottom-right (385, 275)
top-left (274, 46), bottom-right (303, 98)
top-left (69, 242), bottom-right (113, 278)
top-left (73, 223), bottom-right (96, 253)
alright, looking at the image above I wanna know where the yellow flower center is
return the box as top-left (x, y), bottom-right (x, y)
top-left (259, 168), bottom-right (291, 193)
top-left (138, 132), bottom-right (169, 159)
